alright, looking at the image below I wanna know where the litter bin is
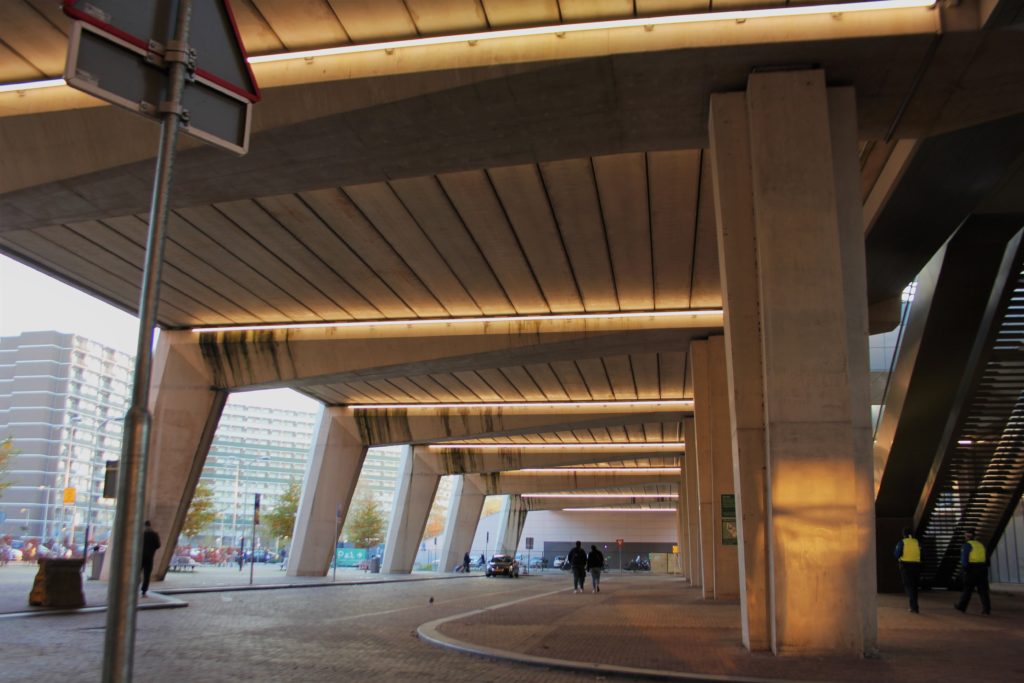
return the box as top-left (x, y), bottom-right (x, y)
top-left (89, 549), bottom-right (105, 581)
top-left (369, 555), bottom-right (381, 573)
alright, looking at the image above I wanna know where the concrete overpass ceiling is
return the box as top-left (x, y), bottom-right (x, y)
top-left (298, 349), bottom-right (690, 404)
top-left (436, 420), bottom-right (684, 443)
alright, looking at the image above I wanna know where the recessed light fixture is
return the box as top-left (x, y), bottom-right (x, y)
top-left (429, 442), bottom-right (684, 451)
top-left (349, 399), bottom-right (692, 411)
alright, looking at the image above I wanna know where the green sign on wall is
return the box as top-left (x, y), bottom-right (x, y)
top-left (335, 547), bottom-right (367, 567)
top-left (721, 494), bottom-right (737, 546)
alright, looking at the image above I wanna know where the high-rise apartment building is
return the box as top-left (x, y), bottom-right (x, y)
top-left (0, 331), bottom-right (129, 543)
top-left (0, 330), bottom-right (417, 548)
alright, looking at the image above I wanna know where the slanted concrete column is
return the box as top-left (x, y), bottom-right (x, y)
top-left (496, 495), bottom-right (528, 555)
top-left (691, 336), bottom-right (739, 600)
top-left (143, 331), bottom-right (228, 581)
top-left (382, 445), bottom-right (441, 574)
top-left (289, 408), bottom-right (367, 577)
top-left (683, 417), bottom-right (701, 588)
top-left (708, 69), bottom-right (876, 655)
top-left (439, 475), bottom-right (485, 573)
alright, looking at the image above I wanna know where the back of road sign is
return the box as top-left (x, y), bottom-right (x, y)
top-left (63, 0), bottom-right (260, 102)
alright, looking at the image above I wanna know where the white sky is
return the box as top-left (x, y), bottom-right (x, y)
top-left (0, 254), bottom-right (319, 412)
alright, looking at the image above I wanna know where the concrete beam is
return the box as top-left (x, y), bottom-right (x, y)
top-left (288, 408), bottom-right (367, 577)
top-left (382, 445), bottom-right (441, 574)
top-left (438, 475), bottom-right (486, 573)
top-left (467, 471), bottom-right (679, 496)
top-left (190, 322), bottom-right (717, 391)
top-left (143, 334), bottom-right (227, 581)
top-left (683, 417), bottom-right (701, 588)
top-left (351, 408), bottom-right (688, 447)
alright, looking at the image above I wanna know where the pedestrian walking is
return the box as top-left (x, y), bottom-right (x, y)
top-left (954, 530), bottom-right (991, 615)
top-left (463, 552), bottom-right (471, 573)
top-left (567, 540), bottom-right (588, 593)
top-left (140, 520), bottom-right (161, 597)
top-left (893, 527), bottom-right (921, 613)
top-left (587, 544), bottom-right (605, 593)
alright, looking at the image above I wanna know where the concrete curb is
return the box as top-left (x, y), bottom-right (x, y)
top-left (160, 572), bottom-right (479, 596)
top-left (417, 588), bottom-right (827, 683)
top-left (0, 592), bottom-right (188, 619)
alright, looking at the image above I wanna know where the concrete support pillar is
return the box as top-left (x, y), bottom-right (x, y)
top-left (676, 465), bottom-right (687, 576)
top-left (382, 445), bottom-right (441, 574)
top-left (496, 495), bottom-right (528, 555)
top-left (439, 475), bottom-right (485, 573)
top-left (708, 69), bottom-right (876, 655)
top-left (683, 417), bottom-right (701, 588)
top-left (143, 332), bottom-right (227, 581)
top-left (289, 408), bottom-right (367, 577)
top-left (691, 336), bottom-right (739, 600)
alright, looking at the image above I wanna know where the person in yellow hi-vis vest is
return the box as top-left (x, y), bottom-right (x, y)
top-left (893, 527), bottom-right (921, 613)
top-left (954, 530), bottom-right (991, 615)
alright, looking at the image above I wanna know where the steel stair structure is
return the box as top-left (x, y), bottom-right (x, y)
top-left (875, 215), bottom-right (1024, 591)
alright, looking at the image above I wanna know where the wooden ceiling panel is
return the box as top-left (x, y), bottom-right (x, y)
top-left (385, 377), bottom-right (439, 402)
top-left (404, 0), bottom-right (488, 35)
top-left (438, 170), bottom-right (549, 313)
top-left (404, 375), bottom-right (460, 402)
top-left (558, 0), bottom-right (634, 21)
top-left (541, 159), bottom-right (619, 311)
top-left (650, 150), bottom-right (701, 309)
top-left (299, 188), bottom-right (448, 317)
top-left (365, 379), bottom-right (414, 402)
top-left (252, 0), bottom-right (350, 50)
top-left (256, 194), bottom-right (413, 318)
top-left (689, 153), bottom-right (722, 307)
top-left (167, 210), bottom-right (311, 322)
top-left (175, 206), bottom-right (321, 321)
top-left (488, 165), bottom-right (583, 312)
top-left (593, 153), bottom-right (654, 310)
top-left (226, 0), bottom-right (287, 54)
top-left (212, 199), bottom-right (359, 319)
top-left (499, 366), bottom-right (545, 400)
top-left (114, 216), bottom-right (280, 323)
top-left (643, 423), bottom-right (664, 441)
top-left (523, 363), bottom-right (569, 401)
top-left (344, 380), bottom-right (396, 402)
top-left (625, 423), bottom-right (646, 441)
top-left (604, 425), bottom-right (629, 442)
top-left (476, 368), bottom-right (526, 400)
top-left (388, 176), bottom-right (513, 315)
top-left (481, 0), bottom-right (559, 28)
top-left (576, 358), bottom-right (614, 399)
top-left (344, 183), bottom-right (481, 315)
top-left (631, 353), bottom-right (661, 399)
top-left (0, 229), bottom-right (193, 326)
top-left (328, 0), bottom-right (419, 42)
top-left (428, 373), bottom-right (482, 401)
top-left (331, 383), bottom-right (375, 403)
top-left (0, 2), bottom-right (67, 76)
top-left (453, 370), bottom-right (503, 401)
top-left (635, 1), bottom-right (706, 14)
top-left (658, 351), bottom-right (686, 399)
top-left (603, 355), bottom-right (638, 400)
top-left (0, 41), bottom-right (43, 83)
top-left (64, 219), bottom-right (249, 324)
top-left (549, 360), bottom-right (592, 400)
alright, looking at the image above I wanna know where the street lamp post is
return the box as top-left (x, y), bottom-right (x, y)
top-left (82, 415), bottom-right (125, 561)
top-left (63, 415), bottom-right (82, 548)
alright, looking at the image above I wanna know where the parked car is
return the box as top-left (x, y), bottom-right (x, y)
top-left (485, 554), bottom-right (520, 578)
top-left (552, 556), bottom-right (566, 569)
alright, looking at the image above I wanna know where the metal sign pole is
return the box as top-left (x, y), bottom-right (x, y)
top-left (102, 2), bottom-right (193, 681)
top-left (249, 493), bottom-right (259, 586)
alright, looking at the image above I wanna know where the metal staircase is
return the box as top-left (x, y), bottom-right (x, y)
top-left (917, 264), bottom-right (1024, 588)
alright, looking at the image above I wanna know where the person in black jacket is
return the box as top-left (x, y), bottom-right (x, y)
top-left (587, 545), bottom-right (605, 593)
top-left (567, 541), bottom-right (588, 593)
top-left (140, 520), bottom-right (161, 597)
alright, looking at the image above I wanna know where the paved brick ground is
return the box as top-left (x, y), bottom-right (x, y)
top-left (1, 568), bottom-right (1019, 682)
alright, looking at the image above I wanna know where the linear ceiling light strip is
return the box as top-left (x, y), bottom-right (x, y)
top-left (349, 399), bottom-right (693, 410)
top-left (428, 442), bottom-right (684, 450)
